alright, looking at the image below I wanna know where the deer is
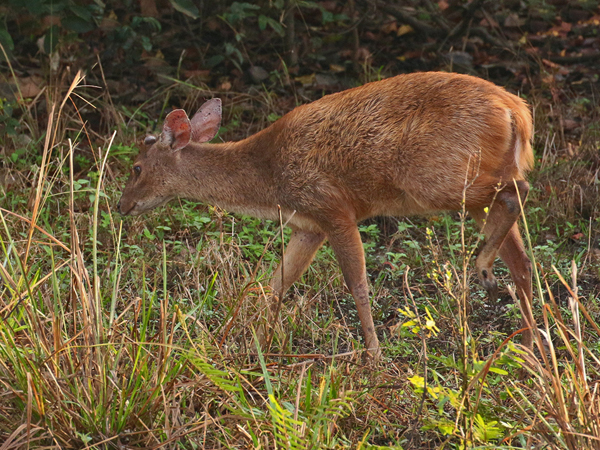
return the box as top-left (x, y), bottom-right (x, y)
top-left (118, 71), bottom-right (535, 360)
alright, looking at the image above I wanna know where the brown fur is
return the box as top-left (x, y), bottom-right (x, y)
top-left (118, 72), bottom-right (535, 358)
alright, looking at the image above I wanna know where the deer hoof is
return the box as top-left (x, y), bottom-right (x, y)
top-left (363, 344), bottom-right (382, 364)
top-left (479, 270), bottom-right (498, 303)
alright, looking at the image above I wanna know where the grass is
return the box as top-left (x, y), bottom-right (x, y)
top-left (0, 68), bottom-right (599, 449)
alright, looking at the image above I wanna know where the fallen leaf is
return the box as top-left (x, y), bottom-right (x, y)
top-left (363, 31), bottom-right (377, 41)
top-left (295, 73), bottom-right (316, 86)
top-left (581, 15), bottom-right (600, 25)
top-left (380, 21), bottom-right (397, 34)
top-left (401, 50), bottom-right (422, 59)
top-left (249, 66), bottom-right (269, 83)
top-left (144, 57), bottom-right (168, 67)
top-left (329, 64), bottom-right (345, 73)
top-left (356, 47), bottom-right (372, 62)
top-left (140, 0), bottom-right (159, 17)
top-left (504, 13), bottom-right (521, 28)
top-left (315, 73), bottom-right (338, 87)
top-left (42, 15), bottom-right (61, 27)
top-left (541, 74), bottom-right (554, 84)
top-left (183, 69), bottom-right (211, 81)
top-left (100, 10), bottom-right (119, 30)
top-left (544, 21), bottom-right (573, 38)
top-left (542, 59), bottom-right (560, 69)
top-left (397, 24), bottom-right (414, 36)
top-left (0, 169), bottom-right (18, 191)
top-left (480, 17), bottom-right (499, 28)
top-left (17, 76), bottom-right (43, 99)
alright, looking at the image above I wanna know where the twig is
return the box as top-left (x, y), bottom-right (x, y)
top-left (423, 0), bottom-right (450, 32)
top-left (470, 26), bottom-right (514, 51)
top-left (447, 0), bottom-right (486, 40)
top-left (284, 0), bottom-right (297, 67)
top-left (266, 205), bottom-right (286, 351)
top-left (359, 0), bottom-right (443, 37)
top-left (546, 52), bottom-right (600, 65)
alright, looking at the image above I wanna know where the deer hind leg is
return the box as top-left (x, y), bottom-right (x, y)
top-left (469, 180), bottom-right (533, 348)
top-left (325, 220), bottom-right (381, 360)
top-left (469, 180), bottom-right (529, 301)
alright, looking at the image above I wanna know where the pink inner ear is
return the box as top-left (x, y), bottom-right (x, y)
top-left (191, 99), bottom-right (222, 143)
top-left (163, 110), bottom-right (191, 151)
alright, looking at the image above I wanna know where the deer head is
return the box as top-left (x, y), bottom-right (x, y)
top-left (117, 99), bottom-right (222, 216)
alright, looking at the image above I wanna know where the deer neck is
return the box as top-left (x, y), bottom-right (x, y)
top-left (176, 129), bottom-right (280, 218)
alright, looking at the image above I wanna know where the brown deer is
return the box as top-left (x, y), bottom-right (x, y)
top-left (118, 72), bottom-right (534, 360)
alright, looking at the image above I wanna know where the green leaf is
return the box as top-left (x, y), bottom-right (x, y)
top-left (69, 5), bottom-right (93, 21)
top-left (143, 228), bottom-right (156, 240)
top-left (436, 419), bottom-right (455, 435)
top-left (489, 367), bottom-right (508, 376)
top-left (266, 17), bottom-right (284, 36)
top-left (0, 26), bottom-right (13, 51)
top-left (141, 17), bottom-right (162, 32)
top-left (321, 9), bottom-right (333, 23)
top-left (43, 25), bottom-right (60, 54)
top-left (19, 0), bottom-right (44, 15)
top-left (27, 0), bottom-right (69, 14)
top-left (62, 15), bottom-right (95, 33)
top-left (141, 36), bottom-right (152, 52)
top-left (205, 55), bottom-right (225, 68)
top-left (473, 414), bottom-right (503, 442)
top-left (0, 26), bottom-right (14, 60)
top-left (258, 14), bottom-right (268, 31)
top-left (169, 0), bottom-right (199, 19)
top-left (225, 42), bottom-right (244, 65)
top-left (223, 2), bottom-right (260, 23)
top-left (191, 359), bottom-right (243, 393)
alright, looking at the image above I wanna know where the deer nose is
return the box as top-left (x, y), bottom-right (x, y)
top-left (116, 200), bottom-right (122, 214)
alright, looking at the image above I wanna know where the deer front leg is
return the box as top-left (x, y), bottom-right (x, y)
top-left (498, 223), bottom-right (533, 349)
top-left (271, 227), bottom-right (326, 297)
top-left (261, 228), bottom-right (326, 350)
top-left (325, 220), bottom-right (381, 360)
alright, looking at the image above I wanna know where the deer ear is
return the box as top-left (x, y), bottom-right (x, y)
top-left (191, 98), bottom-right (222, 143)
top-left (161, 109), bottom-right (191, 151)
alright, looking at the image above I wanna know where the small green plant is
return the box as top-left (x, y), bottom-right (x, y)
top-left (0, 97), bottom-right (19, 136)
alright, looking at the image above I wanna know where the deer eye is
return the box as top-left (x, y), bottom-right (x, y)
top-left (134, 165), bottom-right (142, 175)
